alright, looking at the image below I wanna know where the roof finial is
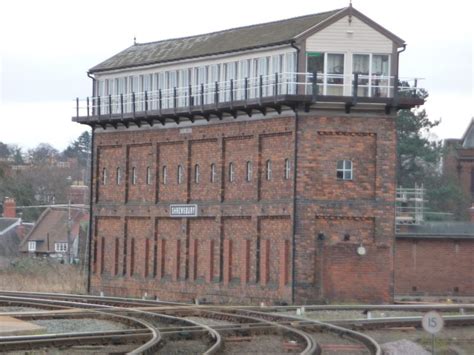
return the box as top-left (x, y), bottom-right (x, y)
top-left (134, 36), bottom-right (137, 45)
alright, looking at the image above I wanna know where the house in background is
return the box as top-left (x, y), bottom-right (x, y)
top-left (444, 118), bottom-right (474, 204)
top-left (19, 207), bottom-right (89, 262)
top-left (0, 198), bottom-right (32, 259)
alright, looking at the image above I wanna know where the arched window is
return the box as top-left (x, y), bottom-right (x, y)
top-left (246, 161), bottom-right (252, 182)
top-left (131, 167), bottom-right (137, 185)
top-left (146, 166), bottom-right (152, 185)
top-left (265, 160), bottom-right (272, 180)
top-left (284, 159), bottom-right (290, 180)
top-left (229, 162), bottom-right (235, 182)
top-left (162, 165), bottom-right (167, 185)
top-left (102, 168), bottom-right (107, 185)
top-left (210, 163), bottom-right (216, 183)
top-left (336, 160), bottom-right (353, 180)
top-left (116, 167), bottom-right (121, 185)
top-left (194, 164), bottom-right (200, 184)
top-left (177, 165), bottom-right (184, 184)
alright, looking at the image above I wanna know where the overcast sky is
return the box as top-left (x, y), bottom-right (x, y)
top-left (0, 0), bottom-right (472, 149)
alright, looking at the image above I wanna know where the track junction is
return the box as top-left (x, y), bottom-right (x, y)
top-left (0, 291), bottom-right (473, 354)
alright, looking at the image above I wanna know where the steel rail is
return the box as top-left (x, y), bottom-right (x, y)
top-left (0, 329), bottom-right (151, 352)
top-left (169, 308), bottom-right (318, 354)
top-left (0, 295), bottom-right (162, 354)
top-left (236, 308), bottom-right (381, 355)
top-left (0, 293), bottom-right (221, 354)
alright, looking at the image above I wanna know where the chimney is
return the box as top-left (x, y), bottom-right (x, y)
top-left (3, 197), bottom-right (16, 218)
top-left (470, 204), bottom-right (474, 223)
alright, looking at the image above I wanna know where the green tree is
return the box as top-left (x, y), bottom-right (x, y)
top-left (396, 91), bottom-right (468, 219)
top-left (63, 131), bottom-right (91, 167)
top-left (396, 91), bottom-right (441, 187)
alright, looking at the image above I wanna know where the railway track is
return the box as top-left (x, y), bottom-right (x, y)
top-left (0, 290), bottom-right (473, 354)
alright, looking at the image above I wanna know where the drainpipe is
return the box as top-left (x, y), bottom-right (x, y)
top-left (290, 41), bottom-right (300, 304)
top-left (86, 71), bottom-right (95, 293)
top-left (392, 44), bottom-right (405, 302)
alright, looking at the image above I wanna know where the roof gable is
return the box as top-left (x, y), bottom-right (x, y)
top-left (461, 118), bottom-right (474, 148)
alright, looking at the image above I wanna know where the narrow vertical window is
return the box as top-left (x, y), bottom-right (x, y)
top-left (210, 163), bottom-right (216, 183)
top-left (194, 164), bottom-right (200, 184)
top-left (266, 160), bottom-right (272, 180)
top-left (336, 160), bottom-right (353, 180)
top-left (246, 161), bottom-right (252, 182)
top-left (177, 165), bottom-right (184, 184)
top-left (131, 167), bottom-right (137, 185)
top-left (284, 159), bottom-right (290, 180)
top-left (162, 165), bottom-right (167, 185)
top-left (146, 166), bottom-right (152, 185)
top-left (116, 167), bottom-right (121, 185)
top-left (102, 168), bottom-right (107, 185)
top-left (229, 162), bottom-right (235, 182)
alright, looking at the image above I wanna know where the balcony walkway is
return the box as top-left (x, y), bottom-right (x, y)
top-left (73, 73), bottom-right (424, 129)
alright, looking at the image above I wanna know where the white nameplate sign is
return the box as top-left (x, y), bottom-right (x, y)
top-left (170, 204), bottom-right (198, 217)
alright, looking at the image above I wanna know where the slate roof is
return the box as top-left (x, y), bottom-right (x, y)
top-left (0, 218), bottom-right (20, 234)
top-left (89, 9), bottom-right (344, 73)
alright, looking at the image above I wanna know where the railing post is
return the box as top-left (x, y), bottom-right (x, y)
top-left (200, 83), bottom-right (204, 110)
top-left (173, 87), bottom-right (177, 112)
top-left (274, 72), bottom-right (278, 99)
top-left (413, 78), bottom-right (418, 98)
top-left (188, 84), bottom-right (192, 110)
top-left (120, 94), bottom-right (124, 118)
top-left (244, 77), bottom-right (248, 102)
top-left (98, 96), bottom-right (101, 117)
top-left (214, 81), bottom-right (219, 108)
top-left (312, 71), bottom-right (318, 102)
top-left (76, 97), bottom-right (79, 118)
top-left (159, 89), bottom-right (162, 114)
top-left (145, 91), bottom-right (148, 112)
top-left (108, 94), bottom-right (112, 117)
top-left (259, 75), bottom-right (263, 103)
top-left (87, 97), bottom-right (90, 117)
top-left (230, 79), bottom-right (234, 106)
top-left (393, 75), bottom-right (399, 105)
top-left (132, 92), bottom-right (136, 117)
top-left (352, 73), bottom-right (359, 105)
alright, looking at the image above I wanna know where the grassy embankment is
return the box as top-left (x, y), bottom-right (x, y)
top-left (0, 257), bottom-right (87, 294)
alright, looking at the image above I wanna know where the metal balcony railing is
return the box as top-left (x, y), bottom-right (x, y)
top-left (74, 72), bottom-right (424, 119)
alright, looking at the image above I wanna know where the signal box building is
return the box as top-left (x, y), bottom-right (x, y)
top-left (74, 6), bottom-right (423, 304)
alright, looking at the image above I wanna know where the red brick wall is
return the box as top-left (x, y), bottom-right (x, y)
top-left (90, 110), bottom-right (396, 304)
top-left (395, 238), bottom-right (474, 296)
top-left (127, 145), bottom-right (154, 203)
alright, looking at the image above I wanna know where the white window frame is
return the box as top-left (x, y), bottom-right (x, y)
top-left (177, 165), bottom-right (184, 184)
top-left (116, 167), bottom-right (121, 185)
top-left (266, 160), bottom-right (272, 181)
top-left (162, 165), bottom-right (168, 185)
top-left (210, 163), bottom-right (216, 183)
top-left (54, 242), bottom-right (68, 253)
top-left (229, 162), bottom-right (235, 182)
top-left (352, 53), bottom-right (391, 97)
top-left (146, 166), bottom-right (152, 185)
top-left (194, 164), bottom-right (200, 184)
top-left (28, 241), bottom-right (36, 252)
top-left (246, 161), bottom-right (252, 182)
top-left (102, 168), bottom-right (107, 185)
top-left (337, 160), bottom-right (353, 180)
top-left (131, 167), bottom-right (137, 185)
top-left (284, 159), bottom-right (291, 180)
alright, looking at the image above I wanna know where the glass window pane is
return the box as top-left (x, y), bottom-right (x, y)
top-left (372, 55), bottom-right (389, 75)
top-left (307, 53), bottom-right (324, 73)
